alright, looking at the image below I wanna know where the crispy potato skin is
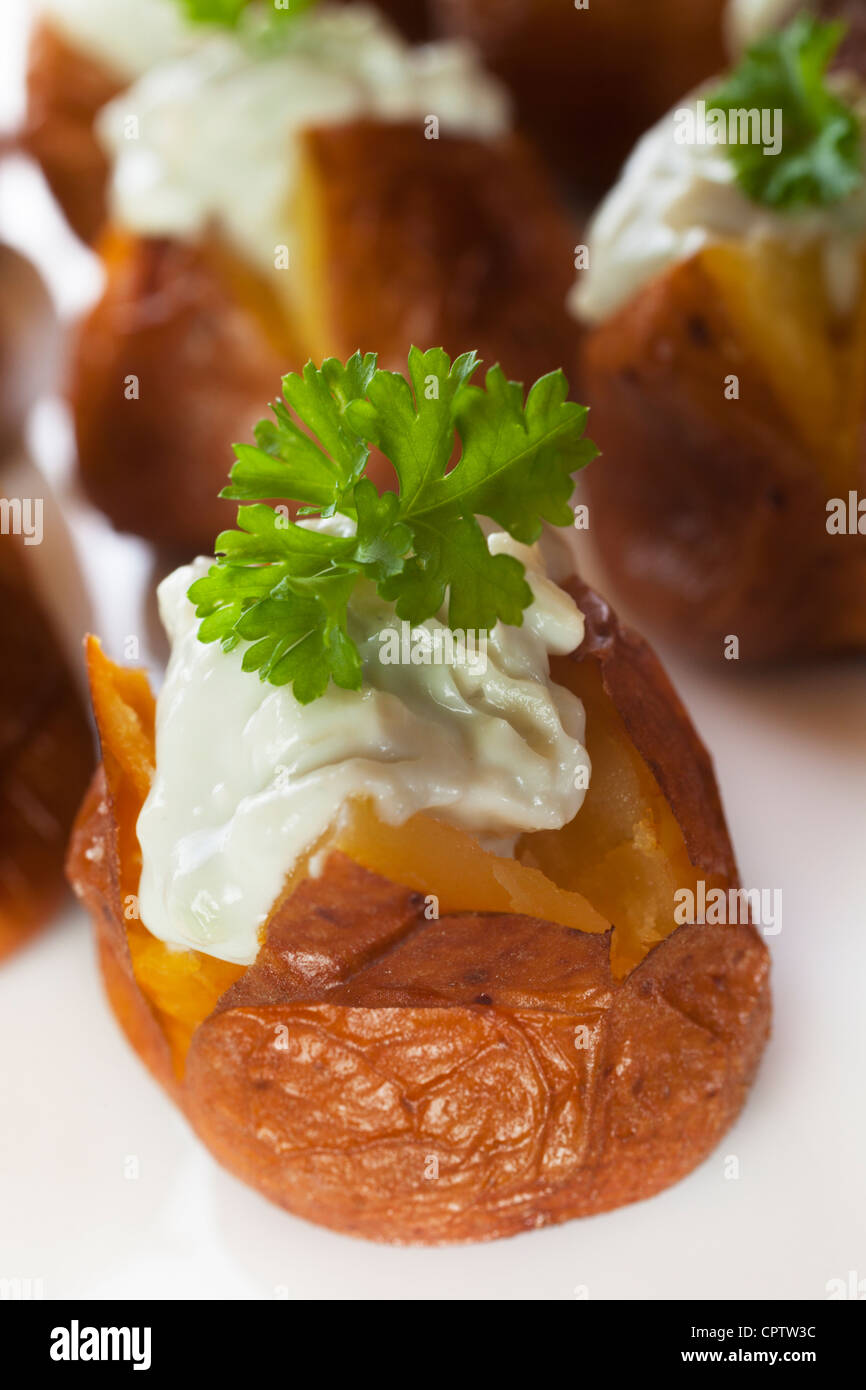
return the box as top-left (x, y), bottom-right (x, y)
top-left (23, 19), bottom-right (122, 245)
top-left (71, 123), bottom-right (579, 552)
top-left (67, 580), bottom-right (770, 1243)
top-left (0, 535), bottom-right (94, 961)
top-left (581, 258), bottom-right (866, 662)
top-left (431, 0), bottom-right (726, 189)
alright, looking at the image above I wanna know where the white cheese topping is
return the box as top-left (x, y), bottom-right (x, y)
top-left (38, 0), bottom-right (190, 78)
top-left (97, 4), bottom-right (511, 275)
top-left (571, 82), bottom-right (866, 326)
top-left (136, 533), bottom-right (591, 965)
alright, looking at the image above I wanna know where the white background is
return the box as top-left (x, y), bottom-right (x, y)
top-left (0, 0), bottom-right (864, 1300)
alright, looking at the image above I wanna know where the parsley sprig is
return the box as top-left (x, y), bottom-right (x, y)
top-left (707, 15), bottom-right (862, 211)
top-left (188, 348), bottom-right (598, 704)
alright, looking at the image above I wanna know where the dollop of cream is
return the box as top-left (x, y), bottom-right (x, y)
top-left (97, 4), bottom-right (511, 275)
top-left (39, 0), bottom-right (190, 78)
top-left (136, 533), bottom-right (591, 965)
top-left (571, 82), bottom-right (866, 325)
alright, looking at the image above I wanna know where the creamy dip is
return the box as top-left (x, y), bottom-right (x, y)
top-left (136, 533), bottom-right (591, 965)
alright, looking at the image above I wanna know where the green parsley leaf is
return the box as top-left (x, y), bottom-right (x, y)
top-left (352, 481), bottom-right (412, 581)
top-left (189, 348), bottom-right (598, 705)
top-left (706, 15), bottom-right (862, 211)
top-left (345, 348), bottom-right (480, 515)
top-left (437, 366), bottom-right (597, 543)
top-left (222, 353), bottom-right (376, 513)
top-left (381, 516), bottom-right (532, 633)
top-left (236, 573), bottom-right (360, 702)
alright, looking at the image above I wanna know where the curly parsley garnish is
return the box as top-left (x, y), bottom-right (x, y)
top-left (707, 15), bottom-right (862, 210)
top-left (188, 348), bottom-right (598, 704)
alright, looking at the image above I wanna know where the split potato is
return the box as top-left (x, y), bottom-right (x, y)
top-left (431, 0), bottom-right (727, 189)
top-left (580, 239), bottom-right (866, 662)
top-left (68, 579), bottom-right (770, 1244)
top-left (23, 4), bottom-right (431, 245)
top-left (71, 123), bottom-right (579, 553)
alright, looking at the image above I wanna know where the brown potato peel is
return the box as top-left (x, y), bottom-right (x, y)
top-left (67, 580), bottom-right (770, 1243)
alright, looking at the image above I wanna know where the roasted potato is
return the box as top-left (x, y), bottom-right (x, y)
top-left (581, 240), bottom-right (866, 662)
top-left (68, 579), bottom-right (770, 1244)
top-left (23, 3), bottom-right (432, 245)
top-left (431, 0), bottom-right (727, 190)
top-left (72, 123), bottom-right (579, 553)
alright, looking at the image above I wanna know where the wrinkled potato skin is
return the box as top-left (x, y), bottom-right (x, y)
top-left (24, 20), bottom-right (122, 245)
top-left (580, 258), bottom-right (866, 663)
top-left (72, 124), bottom-right (579, 553)
top-left (183, 887), bottom-right (767, 1243)
top-left (0, 536), bottom-right (94, 960)
top-left (431, 0), bottom-right (726, 189)
top-left (68, 580), bottom-right (770, 1243)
